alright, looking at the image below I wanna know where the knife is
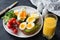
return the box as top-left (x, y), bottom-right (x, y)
top-left (0, 1), bottom-right (18, 16)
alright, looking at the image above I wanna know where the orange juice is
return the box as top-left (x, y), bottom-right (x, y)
top-left (43, 15), bottom-right (57, 39)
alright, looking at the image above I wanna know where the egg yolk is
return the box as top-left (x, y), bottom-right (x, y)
top-left (20, 24), bottom-right (25, 28)
top-left (27, 17), bottom-right (35, 23)
top-left (20, 10), bottom-right (27, 18)
top-left (27, 23), bottom-right (32, 28)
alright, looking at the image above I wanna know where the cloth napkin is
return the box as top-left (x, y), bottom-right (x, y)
top-left (30, 0), bottom-right (60, 17)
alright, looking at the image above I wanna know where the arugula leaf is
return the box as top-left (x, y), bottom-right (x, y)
top-left (2, 10), bottom-right (17, 24)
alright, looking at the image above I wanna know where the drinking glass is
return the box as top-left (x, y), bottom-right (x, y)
top-left (43, 14), bottom-right (58, 39)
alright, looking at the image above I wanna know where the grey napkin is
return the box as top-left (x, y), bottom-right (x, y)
top-left (30, 0), bottom-right (60, 16)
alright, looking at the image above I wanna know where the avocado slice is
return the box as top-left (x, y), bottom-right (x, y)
top-left (24, 24), bottom-right (41, 35)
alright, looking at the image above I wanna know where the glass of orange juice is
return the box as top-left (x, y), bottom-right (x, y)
top-left (43, 14), bottom-right (58, 39)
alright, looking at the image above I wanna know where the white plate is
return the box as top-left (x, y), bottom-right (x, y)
top-left (3, 6), bottom-right (43, 38)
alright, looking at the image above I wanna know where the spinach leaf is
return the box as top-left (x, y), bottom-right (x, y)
top-left (2, 10), bottom-right (17, 24)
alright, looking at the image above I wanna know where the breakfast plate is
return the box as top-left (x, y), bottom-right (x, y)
top-left (3, 6), bottom-right (43, 38)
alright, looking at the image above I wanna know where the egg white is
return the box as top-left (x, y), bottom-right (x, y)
top-left (31, 13), bottom-right (39, 19)
top-left (14, 10), bottom-right (19, 13)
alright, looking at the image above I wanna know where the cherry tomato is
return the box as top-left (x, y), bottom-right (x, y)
top-left (16, 22), bottom-right (20, 26)
top-left (11, 18), bottom-right (16, 21)
top-left (11, 27), bottom-right (16, 31)
top-left (7, 18), bottom-right (20, 34)
top-left (13, 29), bottom-right (18, 34)
top-left (9, 18), bottom-right (16, 23)
top-left (12, 20), bottom-right (16, 24)
top-left (8, 20), bottom-right (12, 25)
top-left (7, 23), bottom-right (12, 29)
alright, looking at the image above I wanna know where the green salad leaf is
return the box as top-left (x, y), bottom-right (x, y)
top-left (2, 10), bottom-right (17, 24)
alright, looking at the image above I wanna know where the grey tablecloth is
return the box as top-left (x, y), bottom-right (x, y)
top-left (0, 0), bottom-right (60, 40)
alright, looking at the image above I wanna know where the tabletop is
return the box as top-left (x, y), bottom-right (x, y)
top-left (0, 0), bottom-right (60, 40)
